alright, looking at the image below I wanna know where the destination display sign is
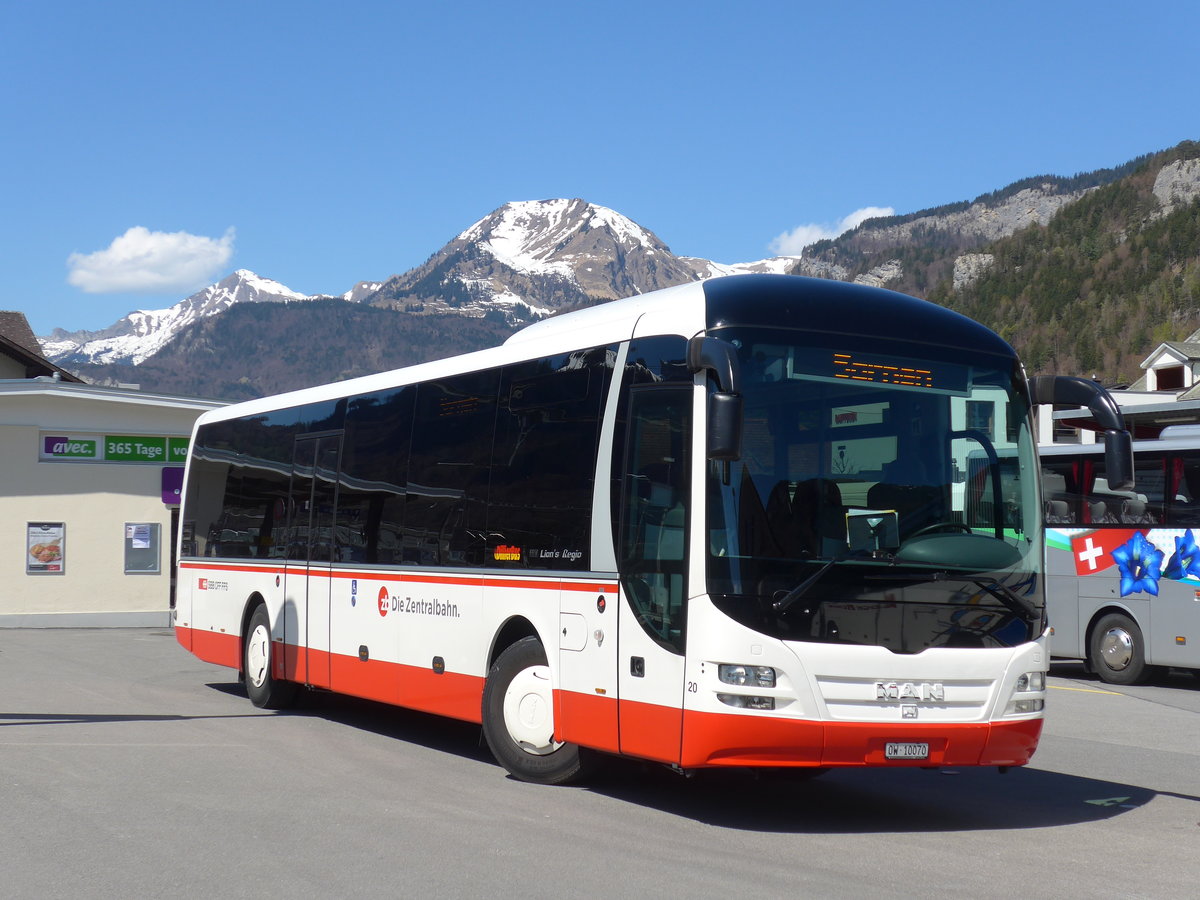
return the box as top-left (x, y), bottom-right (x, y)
top-left (780, 344), bottom-right (970, 395)
top-left (40, 432), bottom-right (190, 464)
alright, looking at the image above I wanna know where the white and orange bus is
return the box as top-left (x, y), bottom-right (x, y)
top-left (174, 273), bottom-right (1130, 783)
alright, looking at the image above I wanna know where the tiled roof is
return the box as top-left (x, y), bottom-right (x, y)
top-left (0, 310), bottom-right (84, 382)
top-left (0, 310), bottom-right (42, 355)
top-left (1160, 341), bottom-right (1200, 359)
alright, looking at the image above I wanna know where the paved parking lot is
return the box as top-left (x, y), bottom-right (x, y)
top-left (2, 629), bottom-right (1198, 899)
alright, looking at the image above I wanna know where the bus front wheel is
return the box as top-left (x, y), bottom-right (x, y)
top-left (244, 605), bottom-right (297, 709)
top-left (482, 636), bottom-right (584, 784)
top-left (1089, 613), bottom-right (1153, 686)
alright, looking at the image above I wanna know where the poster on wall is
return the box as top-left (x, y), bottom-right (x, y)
top-left (123, 523), bottom-right (161, 574)
top-left (27, 522), bottom-right (65, 574)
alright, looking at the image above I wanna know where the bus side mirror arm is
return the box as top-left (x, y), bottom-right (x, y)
top-left (1029, 375), bottom-right (1134, 490)
top-left (688, 335), bottom-right (744, 461)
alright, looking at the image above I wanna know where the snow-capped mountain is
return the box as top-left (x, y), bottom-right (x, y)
top-left (366, 198), bottom-right (801, 321)
top-left (43, 270), bottom-right (310, 366)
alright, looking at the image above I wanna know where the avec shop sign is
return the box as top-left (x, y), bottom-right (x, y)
top-left (40, 432), bottom-right (190, 463)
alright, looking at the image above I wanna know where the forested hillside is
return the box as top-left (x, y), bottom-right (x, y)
top-left (929, 142), bottom-right (1200, 383)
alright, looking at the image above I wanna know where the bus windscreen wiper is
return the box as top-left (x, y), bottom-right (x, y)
top-left (971, 579), bottom-right (1041, 624)
top-left (773, 550), bottom-right (879, 614)
top-left (862, 571), bottom-right (1041, 624)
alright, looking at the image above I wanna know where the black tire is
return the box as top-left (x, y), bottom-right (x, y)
top-left (481, 636), bottom-right (584, 785)
top-left (1088, 612), bottom-right (1152, 686)
top-left (244, 605), bottom-right (298, 709)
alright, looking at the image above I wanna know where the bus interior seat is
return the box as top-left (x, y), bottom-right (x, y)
top-left (1086, 500), bottom-right (1113, 524)
top-left (766, 478), bottom-right (845, 557)
top-left (1119, 497), bottom-right (1158, 525)
top-left (1045, 499), bottom-right (1071, 524)
top-left (796, 478), bottom-right (846, 556)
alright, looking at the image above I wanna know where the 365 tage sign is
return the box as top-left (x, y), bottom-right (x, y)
top-left (40, 432), bottom-right (189, 463)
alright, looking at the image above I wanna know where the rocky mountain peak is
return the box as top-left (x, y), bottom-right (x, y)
top-left (367, 199), bottom-right (706, 321)
top-left (459, 199), bottom-right (666, 273)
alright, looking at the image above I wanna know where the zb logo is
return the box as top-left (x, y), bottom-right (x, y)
top-left (378, 586), bottom-right (390, 617)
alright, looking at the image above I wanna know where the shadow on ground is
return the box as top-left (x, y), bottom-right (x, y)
top-left (207, 680), bottom-right (1190, 835)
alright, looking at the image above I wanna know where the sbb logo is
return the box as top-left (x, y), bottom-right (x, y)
top-left (378, 586), bottom-right (390, 617)
top-left (198, 578), bottom-right (207, 590)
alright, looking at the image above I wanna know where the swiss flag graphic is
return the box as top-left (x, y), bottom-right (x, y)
top-left (1070, 529), bottom-right (1143, 576)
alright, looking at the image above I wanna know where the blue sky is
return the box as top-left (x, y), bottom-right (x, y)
top-left (2, 0), bottom-right (1197, 336)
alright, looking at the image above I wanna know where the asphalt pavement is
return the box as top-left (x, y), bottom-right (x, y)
top-left (1, 629), bottom-right (1197, 899)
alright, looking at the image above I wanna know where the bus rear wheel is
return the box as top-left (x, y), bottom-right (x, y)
top-left (482, 636), bottom-right (584, 785)
top-left (244, 605), bottom-right (297, 709)
top-left (1089, 612), bottom-right (1153, 686)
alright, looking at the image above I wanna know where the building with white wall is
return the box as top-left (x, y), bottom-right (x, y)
top-left (1040, 337), bottom-right (1200, 444)
top-left (1, 311), bottom-right (222, 626)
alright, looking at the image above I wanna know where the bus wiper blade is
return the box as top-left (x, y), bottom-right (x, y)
top-left (773, 550), bottom-right (879, 614)
top-left (864, 571), bottom-right (1041, 624)
top-left (971, 579), bottom-right (1041, 624)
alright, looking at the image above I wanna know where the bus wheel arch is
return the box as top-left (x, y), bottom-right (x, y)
top-left (481, 634), bottom-right (584, 785)
top-left (486, 616), bottom-right (541, 671)
top-left (242, 598), bottom-right (298, 709)
top-left (1086, 608), bottom-right (1155, 686)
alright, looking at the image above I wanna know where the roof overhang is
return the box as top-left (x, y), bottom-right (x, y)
top-left (0, 379), bottom-right (225, 413)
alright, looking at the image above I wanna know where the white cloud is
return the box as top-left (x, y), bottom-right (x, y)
top-left (67, 226), bottom-right (236, 294)
top-left (769, 206), bottom-right (895, 256)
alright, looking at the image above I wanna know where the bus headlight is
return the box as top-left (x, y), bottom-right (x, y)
top-left (1015, 672), bottom-right (1045, 692)
top-left (1006, 670), bottom-right (1046, 715)
top-left (718, 664), bottom-right (776, 688)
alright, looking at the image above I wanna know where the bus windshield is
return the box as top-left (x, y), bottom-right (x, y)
top-left (706, 327), bottom-right (1043, 651)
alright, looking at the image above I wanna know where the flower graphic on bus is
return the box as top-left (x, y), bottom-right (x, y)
top-left (1164, 529), bottom-right (1200, 581)
top-left (1111, 531), bottom-right (1164, 597)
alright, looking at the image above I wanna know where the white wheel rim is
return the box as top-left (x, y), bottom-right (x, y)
top-left (246, 623), bottom-right (270, 689)
top-left (501, 664), bottom-right (562, 756)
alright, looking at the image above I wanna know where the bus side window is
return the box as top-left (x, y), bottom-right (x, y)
top-left (1040, 460), bottom-right (1080, 526)
top-left (1169, 453), bottom-right (1200, 526)
top-left (341, 387), bottom-right (414, 564)
top-left (489, 347), bottom-right (615, 569)
top-left (405, 371), bottom-right (499, 567)
top-left (1120, 453), bottom-right (1165, 525)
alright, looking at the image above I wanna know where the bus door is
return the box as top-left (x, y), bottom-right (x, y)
top-left (283, 432), bottom-right (342, 690)
top-left (616, 386), bottom-right (690, 763)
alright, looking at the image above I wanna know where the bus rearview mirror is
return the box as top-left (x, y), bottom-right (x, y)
top-left (708, 392), bottom-right (743, 461)
top-left (1029, 374), bottom-right (1134, 490)
top-left (1103, 430), bottom-right (1134, 492)
top-left (688, 334), bottom-right (745, 460)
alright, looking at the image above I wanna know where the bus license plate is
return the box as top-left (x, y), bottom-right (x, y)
top-left (885, 742), bottom-right (929, 760)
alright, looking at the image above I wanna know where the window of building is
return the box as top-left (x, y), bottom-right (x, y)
top-left (1154, 364), bottom-right (1186, 391)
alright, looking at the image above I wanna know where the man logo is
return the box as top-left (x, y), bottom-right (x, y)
top-left (875, 681), bottom-right (946, 702)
